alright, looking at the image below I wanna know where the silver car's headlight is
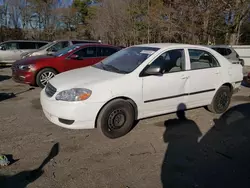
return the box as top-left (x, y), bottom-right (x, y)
top-left (55, 88), bottom-right (92, 101)
top-left (27, 53), bottom-right (32, 56)
top-left (21, 53), bottom-right (30, 59)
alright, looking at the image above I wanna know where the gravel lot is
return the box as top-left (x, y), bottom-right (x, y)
top-left (0, 66), bottom-right (250, 188)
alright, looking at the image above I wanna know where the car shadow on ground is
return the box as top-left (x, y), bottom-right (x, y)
top-left (0, 143), bottom-right (59, 188)
top-left (0, 88), bottom-right (35, 102)
top-left (0, 75), bottom-right (11, 82)
top-left (161, 103), bottom-right (250, 188)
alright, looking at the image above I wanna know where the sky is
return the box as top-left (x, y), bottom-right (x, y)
top-left (57, 0), bottom-right (74, 7)
top-left (0, 0), bottom-right (100, 29)
top-left (0, 0), bottom-right (74, 28)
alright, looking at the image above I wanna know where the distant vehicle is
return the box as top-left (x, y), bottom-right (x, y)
top-left (12, 43), bottom-right (120, 88)
top-left (243, 72), bottom-right (250, 87)
top-left (209, 45), bottom-right (244, 66)
top-left (0, 40), bottom-right (48, 64)
top-left (231, 45), bottom-right (250, 66)
top-left (40, 43), bottom-right (243, 139)
top-left (21, 40), bottom-right (101, 59)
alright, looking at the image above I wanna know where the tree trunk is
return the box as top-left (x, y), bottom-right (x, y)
top-left (229, 33), bottom-right (237, 45)
top-left (225, 32), bottom-right (229, 44)
top-left (236, 19), bottom-right (243, 45)
top-left (203, 10), bottom-right (210, 44)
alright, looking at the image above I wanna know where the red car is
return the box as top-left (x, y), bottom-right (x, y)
top-left (12, 43), bottom-right (120, 88)
top-left (242, 72), bottom-right (250, 88)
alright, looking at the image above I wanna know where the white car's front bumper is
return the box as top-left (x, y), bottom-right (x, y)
top-left (40, 89), bottom-right (105, 129)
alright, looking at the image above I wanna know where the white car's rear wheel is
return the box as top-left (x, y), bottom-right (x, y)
top-left (207, 86), bottom-right (232, 114)
top-left (97, 99), bottom-right (135, 139)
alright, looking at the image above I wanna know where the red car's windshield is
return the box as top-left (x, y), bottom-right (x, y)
top-left (53, 45), bottom-right (81, 57)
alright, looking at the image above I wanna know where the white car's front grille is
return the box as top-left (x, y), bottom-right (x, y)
top-left (45, 82), bottom-right (57, 98)
top-left (11, 64), bottom-right (18, 72)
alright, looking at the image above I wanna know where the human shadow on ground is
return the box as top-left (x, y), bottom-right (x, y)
top-left (161, 103), bottom-right (250, 188)
top-left (0, 142), bottom-right (59, 188)
top-left (0, 88), bottom-right (35, 102)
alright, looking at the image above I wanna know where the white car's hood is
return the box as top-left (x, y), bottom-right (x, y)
top-left (49, 66), bottom-right (122, 90)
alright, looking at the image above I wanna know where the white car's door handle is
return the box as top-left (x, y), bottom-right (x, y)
top-left (181, 75), bottom-right (190, 79)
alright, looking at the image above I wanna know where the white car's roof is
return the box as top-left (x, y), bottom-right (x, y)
top-left (134, 43), bottom-right (209, 50)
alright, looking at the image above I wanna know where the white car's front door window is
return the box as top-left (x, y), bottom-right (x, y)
top-left (186, 49), bottom-right (222, 108)
top-left (141, 49), bottom-right (189, 117)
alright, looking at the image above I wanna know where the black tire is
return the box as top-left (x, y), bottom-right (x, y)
top-left (97, 99), bottom-right (135, 139)
top-left (207, 86), bottom-right (232, 114)
top-left (36, 68), bottom-right (57, 88)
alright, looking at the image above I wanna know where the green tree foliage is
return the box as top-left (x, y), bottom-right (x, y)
top-left (72, 0), bottom-right (92, 24)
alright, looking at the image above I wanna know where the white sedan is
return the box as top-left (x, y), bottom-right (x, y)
top-left (40, 43), bottom-right (243, 139)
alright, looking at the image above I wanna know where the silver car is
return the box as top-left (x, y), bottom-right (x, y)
top-left (209, 45), bottom-right (244, 66)
top-left (21, 39), bottom-right (101, 59)
top-left (0, 40), bottom-right (48, 64)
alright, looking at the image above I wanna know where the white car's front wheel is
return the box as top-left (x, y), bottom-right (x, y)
top-left (97, 99), bottom-right (135, 139)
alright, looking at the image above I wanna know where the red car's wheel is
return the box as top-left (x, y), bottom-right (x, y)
top-left (36, 68), bottom-right (57, 88)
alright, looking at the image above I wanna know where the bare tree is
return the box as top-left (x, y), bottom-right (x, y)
top-left (222, 0), bottom-right (250, 44)
top-left (1, 0), bottom-right (250, 45)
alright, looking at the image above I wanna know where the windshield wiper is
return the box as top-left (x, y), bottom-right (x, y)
top-left (93, 62), bottom-right (128, 73)
top-left (47, 53), bottom-right (55, 57)
top-left (104, 64), bottom-right (128, 74)
top-left (93, 61), bottom-right (107, 70)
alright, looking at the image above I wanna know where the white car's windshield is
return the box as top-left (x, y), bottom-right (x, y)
top-left (93, 46), bottom-right (160, 74)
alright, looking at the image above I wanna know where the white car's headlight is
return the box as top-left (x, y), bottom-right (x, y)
top-left (55, 88), bottom-right (92, 101)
